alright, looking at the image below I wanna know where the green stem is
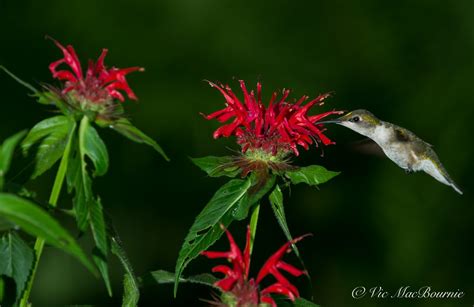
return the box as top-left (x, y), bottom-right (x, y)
top-left (248, 204), bottom-right (260, 256)
top-left (19, 122), bottom-right (76, 307)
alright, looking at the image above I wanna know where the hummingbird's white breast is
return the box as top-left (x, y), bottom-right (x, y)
top-left (371, 124), bottom-right (416, 170)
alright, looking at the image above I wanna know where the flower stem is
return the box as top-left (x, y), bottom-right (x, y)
top-left (248, 204), bottom-right (260, 256)
top-left (19, 123), bottom-right (76, 307)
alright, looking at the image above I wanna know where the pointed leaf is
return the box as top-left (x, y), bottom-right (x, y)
top-left (191, 156), bottom-right (241, 178)
top-left (90, 198), bottom-right (112, 296)
top-left (285, 165), bottom-right (339, 186)
top-left (275, 297), bottom-right (321, 306)
top-left (22, 115), bottom-right (75, 178)
top-left (0, 130), bottom-right (27, 191)
top-left (174, 178), bottom-right (251, 296)
top-left (111, 118), bottom-right (169, 161)
top-left (0, 232), bottom-right (34, 304)
top-left (148, 270), bottom-right (218, 289)
top-left (66, 150), bottom-right (90, 231)
top-left (232, 173), bottom-right (276, 220)
top-left (67, 116), bottom-right (108, 232)
top-left (293, 297), bottom-right (321, 307)
top-left (81, 121), bottom-right (109, 177)
top-left (121, 273), bottom-right (139, 307)
top-left (0, 193), bottom-right (96, 275)
top-left (269, 185), bottom-right (301, 259)
top-left (110, 228), bottom-right (140, 307)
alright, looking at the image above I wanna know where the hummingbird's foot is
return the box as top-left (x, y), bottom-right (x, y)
top-left (405, 168), bottom-right (414, 174)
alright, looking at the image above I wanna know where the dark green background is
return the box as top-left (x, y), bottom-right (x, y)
top-left (1, 1), bottom-right (473, 306)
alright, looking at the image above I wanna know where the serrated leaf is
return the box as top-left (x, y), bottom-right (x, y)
top-left (232, 173), bottom-right (276, 220)
top-left (174, 178), bottom-right (252, 296)
top-left (148, 270), bottom-right (218, 289)
top-left (0, 130), bottom-right (27, 191)
top-left (110, 228), bottom-right (139, 307)
top-left (66, 150), bottom-right (90, 231)
top-left (190, 156), bottom-right (241, 178)
top-left (90, 198), bottom-right (112, 296)
top-left (293, 297), bottom-right (321, 307)
top-left (81, 121), bottom-right (109, 177)
top-left (285, 165), bottom-right (339, 186)
top-left (122, 273), bottom-right (139, 307)
top-left (269, 184), bottom-right (301, 259)
top-left (111, 118), bottom-right (169, 161)
top-left (0, 193), bottom-right (96, 275)
top-left (0, 232), bottom-right (34, 304)
top-left (67, 117), bottom-right (108, 232)
top-left (22, 115), bottom-right (75, 178)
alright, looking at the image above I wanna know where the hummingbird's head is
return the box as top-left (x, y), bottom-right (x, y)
top-left (318, 109), bottom-right (381, 137)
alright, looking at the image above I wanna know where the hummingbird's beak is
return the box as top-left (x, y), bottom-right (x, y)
top-left (316, 119), bottom-right (342, 125)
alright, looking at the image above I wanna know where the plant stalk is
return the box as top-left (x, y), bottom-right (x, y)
top-left (19, 123), bottom-right (76, 307)
top-left (248, 204), bottom-right (260, 256)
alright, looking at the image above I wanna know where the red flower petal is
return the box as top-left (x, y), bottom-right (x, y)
top-left (260, 282), bottom-right (297, 301)
top-left (49, 39), bottom-right (142, 103)
top-left (202, 81), bottom-right (341, 155)
top-left (256, 234), bottom-right (310, 284)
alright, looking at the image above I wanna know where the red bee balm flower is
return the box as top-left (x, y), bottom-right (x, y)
top-left (49, 39), bottom-right (143, 104)
top-left (202, 225), bottom-right (309, 306)
top-left (203, 81), bottom-right (343, 156)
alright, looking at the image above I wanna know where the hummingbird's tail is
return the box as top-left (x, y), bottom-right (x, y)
top-left (420, 152), bottom-right (463, 195)
top-left (448, 180), bottom-right (463, 195)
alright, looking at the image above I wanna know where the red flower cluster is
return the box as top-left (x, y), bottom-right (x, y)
top-left (202, 225), bottom-right (308, 306)
top-left (203, 81), bottom-right (343, 156)
top-left (49, 38), bottom-right (143, 103)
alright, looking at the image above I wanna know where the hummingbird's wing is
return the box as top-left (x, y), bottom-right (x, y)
top-left (394, 126), bottom-right (433, 147)
top-left (347, 138), bottom-right (387, 158)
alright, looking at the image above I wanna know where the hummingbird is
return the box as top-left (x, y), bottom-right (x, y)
top-left (319, 109), bottom-right (463, 194)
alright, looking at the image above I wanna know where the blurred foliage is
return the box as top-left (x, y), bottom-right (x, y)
top-left (0, 0), bottom-right (473, 306)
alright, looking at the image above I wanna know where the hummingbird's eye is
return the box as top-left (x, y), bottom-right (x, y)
top-left (350, 116), bottom-right (360, 123)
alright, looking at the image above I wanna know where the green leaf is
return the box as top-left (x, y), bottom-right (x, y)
top-left (80, 120), bottom-right (109, 177)
top-left (285, 165), bottom-right (339, 187)
top-left (269, 184), bottom-right (301, 258)
top-left (232, 173), bottom-right (276, 220)
top-left (22, 115), bottom-right (75, 178)
top-left (0, 232), bottom-right (34, 304)
top-left (111, 118), bottom-right (169, 161)
top-left (122, 273), bottom-right (139, 307)
top-left (90, 198), bottom-right (112, 296)
top-left (190, 156), bottom-right (241, 178)
top-left (0, 193), bottom-right (96, 275)
top-left (66, 150), bottom-right (90, 231)
top-left (0, 277), bottom-right (4, 303)
top-left (110, 229), bottom-right (139, 307)
top-left (0, 130), bottom-right (27, 191)
top-left (67, 116), bottom-right (108, 231)
top-left (147, 270), bottom-right (218, 289)
top-left (174, 178), bottom-right (252, 296)
top-left (293, 297), bottom-right (321, 307)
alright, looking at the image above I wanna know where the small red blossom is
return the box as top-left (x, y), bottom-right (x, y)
top-left (49, 38), bottom-right (143, 103)
top-left (203, 81), bottom-right (343, 156)
top-left (202, 225), bottom-right (309, 306)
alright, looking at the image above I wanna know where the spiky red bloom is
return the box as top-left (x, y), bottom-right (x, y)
top-left (202, 225), bottom-right (309, 306)
top-left (203, 81), bottom-right (343, 156)
top-left (49, 38), bottom-right (143, 103)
